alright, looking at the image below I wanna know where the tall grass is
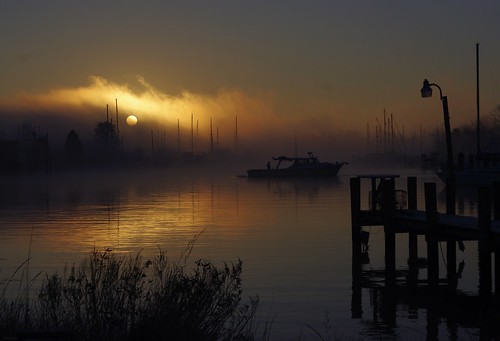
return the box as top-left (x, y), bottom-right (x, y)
top-left (0, 241), bottom-right (264, 340)
top-left (0, 224), bottom-right (43, 337)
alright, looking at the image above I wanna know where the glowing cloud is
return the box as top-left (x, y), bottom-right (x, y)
top-left (0, 75), bottom-right (366, 158)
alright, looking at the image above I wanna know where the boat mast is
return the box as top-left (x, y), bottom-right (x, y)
top-left (235, 116), bottom-right (238, 154)
top-left (294, 128), bottom-right (298, 157)
top-left (210, 117), bottom-right (214, 153)
top-left (191, 113), bottom-right (194, 155)
top-left (476, 43), bottom-right (481, 166)
top-left (115, 98), bottom-right (120, 143)
top-left (391, 113), bottom-right (394, 153)
top-left (383, 109), bottom-right (387, 153)
top-left (366, 122), bottom-right (370, 154)
top-left (177, 118), bottom-right (180, 154)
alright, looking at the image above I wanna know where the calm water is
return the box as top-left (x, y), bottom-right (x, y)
top-left (0, 164), bottom-right (491, 340)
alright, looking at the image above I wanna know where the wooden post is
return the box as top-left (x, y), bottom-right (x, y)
top-left (407, 177), bottom-right (418, 260)
top-left (493, 182), bottom-right (500, 220)
top-left (478, 186), bottom-right (492, 299)
top-left (495, 244), bottom-right (500, 295)
top-left (382, 178), bottom-right (396, 285)
top-left (371, 178), bottom-right (377, 211)
top-left (407, 176), bottom-right (417, 210)
top-left (350, 177), bottom-right (363, 318)
top-left (446, 235), bottom-right (457, 289)
top-left (426, 299), bottom-right (439, 341)
top-left (407, 177), bottom-right (418, 286)
top-left (351, 258), bottom-right (363, 319)
top-left (493, 182), bottom-right (500, 295)
top-left (350, 177), bottom-right (362, 260)
top-left (425, 182), bottom-right (439, 287)
top-left (446, 175), bottom-right (457, 287)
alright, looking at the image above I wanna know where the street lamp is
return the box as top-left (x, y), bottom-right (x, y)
top-left (420, 79), bottom-right (456, 214)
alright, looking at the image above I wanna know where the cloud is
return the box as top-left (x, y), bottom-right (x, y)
top-left (0, 75), bottom-right (365, 159)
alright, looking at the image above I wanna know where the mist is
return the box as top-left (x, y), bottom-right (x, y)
top-left (0, 75), bottom-right (370, 164)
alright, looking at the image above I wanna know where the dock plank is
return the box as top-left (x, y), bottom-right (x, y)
top-left (359, 208), bottom-right (500, 242)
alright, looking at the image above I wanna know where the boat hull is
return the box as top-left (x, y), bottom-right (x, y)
top-left (438, 169), bottom-right (500, 186)
top-left (247, 163), bottom-right (344, 178)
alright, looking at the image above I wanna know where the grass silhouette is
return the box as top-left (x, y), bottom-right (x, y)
top-left (0, 238), bottom-right (265, 340)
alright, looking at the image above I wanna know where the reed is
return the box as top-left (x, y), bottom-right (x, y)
top-left (0, 242), bottom-right (262, 341)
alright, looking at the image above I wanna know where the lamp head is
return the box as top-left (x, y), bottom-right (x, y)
top-left (421, 79), bottom-right (433, 98)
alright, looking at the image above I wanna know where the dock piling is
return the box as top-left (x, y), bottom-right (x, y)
top-left (407, 177), bottom-right (419, 285)
top-left (350, 175), bottom-right (500, 335)
top-left (350, 177), bottom-right (362, 260)
top-left (424, 182), bottom-right (439, 287)
top-left (382, 178), bottom-right (396, 285)
top-left (478, 186), bottom-right (492, 298)
top-left (493, 182), bottom-right (500, 294)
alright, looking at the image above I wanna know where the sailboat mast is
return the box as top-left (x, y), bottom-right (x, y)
top-left (294, 128), bottom-right (298, 157)
top-left (476, 43), bottom-right (481, 164)
top-left (366, 122), bottom-right (370, 154)
top-left (391, 113), bottom-right (394, 153)
top-left (210, 117), bottom-right (213, 153)
top-left (115, 98), bottom-right (120, 142)
top-left (235, 116), bottom-right (238, 154)
top-left (191, 113), bottom-right (194, 155)
top-left (383, 109), bottom-right (387, 153)
top-left (177, 118), bottom-right (180, 154)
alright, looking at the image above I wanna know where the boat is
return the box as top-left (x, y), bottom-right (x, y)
top-left (438, 159), bottom-right (500, 186)
top-left (439, 169), bottom-right (500, 186)
top-left (247, 152), bottom-right (347, 178)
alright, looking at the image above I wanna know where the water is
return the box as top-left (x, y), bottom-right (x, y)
top-left (0, 165), bottom-right (491, 340)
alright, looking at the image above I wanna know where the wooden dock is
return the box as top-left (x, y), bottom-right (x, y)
top-left (350, 175), bottom-right (500, 294)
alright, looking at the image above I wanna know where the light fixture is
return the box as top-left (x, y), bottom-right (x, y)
top-left (420, 79), bottom-right (455, 214)
top-left (420, 79), bottom-right (433, 98)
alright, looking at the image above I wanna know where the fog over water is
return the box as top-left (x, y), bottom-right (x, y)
top-left (1, 3), bottom-right (500, 337)
top-left (0, 76), bottom-right (440, 164)
top-left (0, 163), bottom-right (492, 339)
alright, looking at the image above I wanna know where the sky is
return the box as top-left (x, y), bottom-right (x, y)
top-left (0, 1), bottom-right (499, 158)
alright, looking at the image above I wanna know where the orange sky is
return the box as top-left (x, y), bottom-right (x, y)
top-left (1, 2), bottom-right (499, 158)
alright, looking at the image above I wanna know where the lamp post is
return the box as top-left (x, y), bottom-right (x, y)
top-left (421, 79), bottom-right (456, 215)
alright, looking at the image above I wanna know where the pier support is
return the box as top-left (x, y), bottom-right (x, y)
top-left (478, 186), bottom-right (492, 299)
top-left (382, 178), bottom-right (396, 286)
top-left (407, 177), bottom-right (417, 210)
top-left (407, 177), bottom-right (419, 286)
top-left (425, 182), bottom-right (439, 287)
top-left (495, 244), bottom-right (500, 295)
top-left (350, 177), bottom-right (362, 260)
top-left (493, 182), bottom-right (500, 220)
top-left (494, 182), bottom-right (500, 294)
top-left (446, 236), bottom-right (457, 289)
top-left (350, 177), bottom-right (363, 318)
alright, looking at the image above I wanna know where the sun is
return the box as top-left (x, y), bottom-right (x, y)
top-left (126, 115), bottom-right (138, 126)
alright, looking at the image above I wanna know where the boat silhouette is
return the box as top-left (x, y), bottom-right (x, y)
top-left (247, 152), bottom-right (347, 178)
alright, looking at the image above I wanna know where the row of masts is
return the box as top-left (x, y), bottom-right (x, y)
top-left (105, 98), bottom-right (120, 141)
top-left (151, 114), bottom-right (240, 156)
top-left (366, 43), bottom-right (482, 158)
top-left (103, 99), bottom-right (240, 156)
top-left (366, 110), bottom-right (417, 155)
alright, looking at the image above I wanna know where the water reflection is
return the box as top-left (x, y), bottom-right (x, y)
top-left (2, 168), bottom-right (499, 339)
top-left (247, 177), bottom-right (341, 198)
top-left (352, 251), bottom-right (500, 340)
top-left (438, 186), bottom-right (479, 217)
